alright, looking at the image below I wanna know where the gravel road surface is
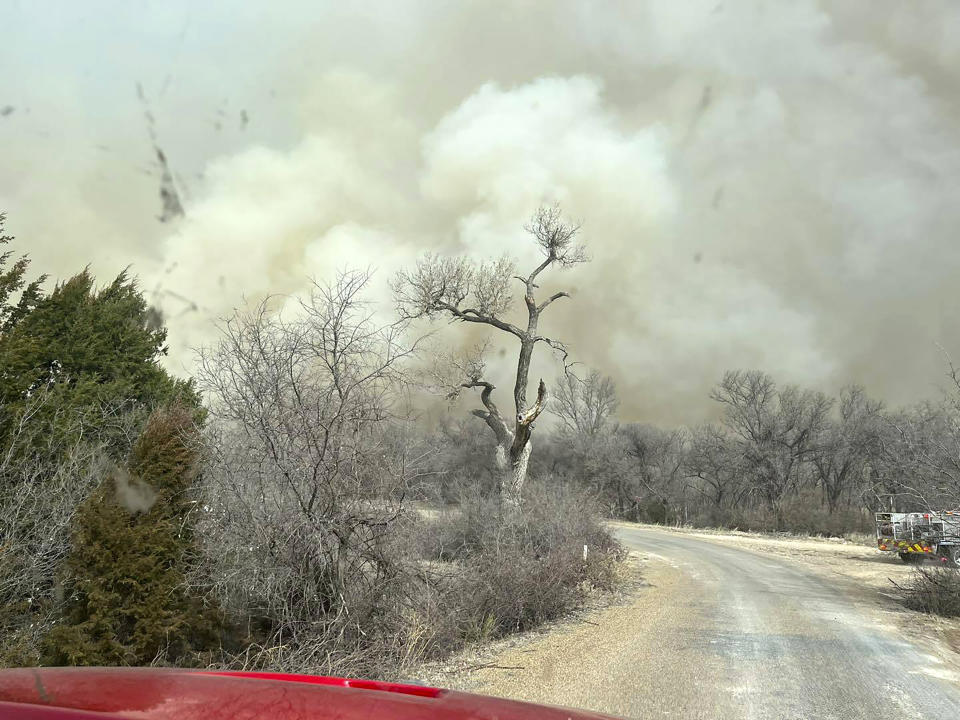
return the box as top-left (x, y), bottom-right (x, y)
top-left (441, 525), bottom-right (960, 719)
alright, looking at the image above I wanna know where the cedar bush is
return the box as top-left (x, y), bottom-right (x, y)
top-left (0, 270), bottom-right (200, 459)
top-left (43, 405), bottom-right (220, 666)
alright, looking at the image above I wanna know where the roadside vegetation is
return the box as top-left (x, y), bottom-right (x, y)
top-left (0, 209), bottom-right (623, 678)
top-left (897, 567), bottom-right (960, 618)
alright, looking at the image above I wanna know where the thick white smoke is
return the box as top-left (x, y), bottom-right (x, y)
top-left (5, 1), bottom-right (960, 423)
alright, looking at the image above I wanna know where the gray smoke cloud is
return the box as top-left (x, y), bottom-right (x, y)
top-left (3, 1), bottom-right (960, 424)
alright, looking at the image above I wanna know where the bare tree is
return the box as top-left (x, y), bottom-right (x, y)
top-left (810, 385), bottom-right (883, 514)
top-left (394, 206), bottom-right (587, 510)
top-left (194, 270), bottom-right (430, 675)
top-left (932, 359), bottom-right (960, 505)
top-left (552, 369), bottom-right (619, 437)
top-left (622, 424), bottom-right (689, 524)
top-left (711, 370), bottom-right (832, 527)
top-left (879, 399), bottom-right (960, 511)
top-left (685, 423), bottom-right (746, 511)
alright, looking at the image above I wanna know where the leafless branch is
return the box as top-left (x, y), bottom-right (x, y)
top-left (524, 204), bottom-right (587, 273)
top-left (193, 270), bottom-right (433, 673)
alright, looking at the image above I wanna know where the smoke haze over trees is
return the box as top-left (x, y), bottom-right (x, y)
top-left (4, 1), bottom-right (960, 424)
top-left (546, 366), bottom-right (960, 535)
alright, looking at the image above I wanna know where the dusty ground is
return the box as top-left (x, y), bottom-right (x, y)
top-left (418, 522), bottom-right (960, 719)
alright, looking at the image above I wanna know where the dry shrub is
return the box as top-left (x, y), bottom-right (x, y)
top-left (190, 271), bottom-right (436, 679)
top-left (898, 566), bottom-right (960, 618)
top-left (419, 479), bottom-right (625, 644)
top-left (194, 491), bottom-right (435, 679)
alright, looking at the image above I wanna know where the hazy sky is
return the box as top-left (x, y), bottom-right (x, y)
top-left (3, 0), bottom-right (960, 424)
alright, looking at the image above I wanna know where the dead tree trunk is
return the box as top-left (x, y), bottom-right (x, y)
top-left (502, 379), bottom-right (546, 509)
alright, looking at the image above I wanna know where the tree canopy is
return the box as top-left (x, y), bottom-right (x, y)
top-left (0, 267), bottom-right (199, 454)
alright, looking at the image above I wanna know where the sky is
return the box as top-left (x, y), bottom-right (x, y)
top-left (2, 0), bottom-right (960, 424)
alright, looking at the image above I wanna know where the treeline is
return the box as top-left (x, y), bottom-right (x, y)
top-left (522, 368), bottom-right (959, 536)
top-left (0, 215), bottom-right (620, 675)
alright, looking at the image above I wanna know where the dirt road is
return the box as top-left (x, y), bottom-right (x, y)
top-left (433, 524), bottom-right (960, 719)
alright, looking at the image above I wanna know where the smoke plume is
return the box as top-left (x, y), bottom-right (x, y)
top-left (4, 1), bottom-right (960, 423)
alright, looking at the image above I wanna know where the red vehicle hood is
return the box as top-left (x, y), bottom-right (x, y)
top-left (0, 667), bottom-right (621, 720)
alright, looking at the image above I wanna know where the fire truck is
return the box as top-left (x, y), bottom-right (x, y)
top-left (875, 511), bottom-right (960, 565)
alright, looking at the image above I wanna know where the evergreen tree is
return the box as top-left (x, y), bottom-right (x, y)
top-left (0, 212), bottom-right (46, 333)
top-left (43, 405), bottom-right (219, 666)
top-left (0, 267), bottom-right (199, 456)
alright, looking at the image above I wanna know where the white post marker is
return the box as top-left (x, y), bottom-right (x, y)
top-left (583, 544), bottom-right (588, 561)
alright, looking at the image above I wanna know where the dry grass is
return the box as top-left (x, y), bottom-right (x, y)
top-left (897, 566), bottom-right (960, 618)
